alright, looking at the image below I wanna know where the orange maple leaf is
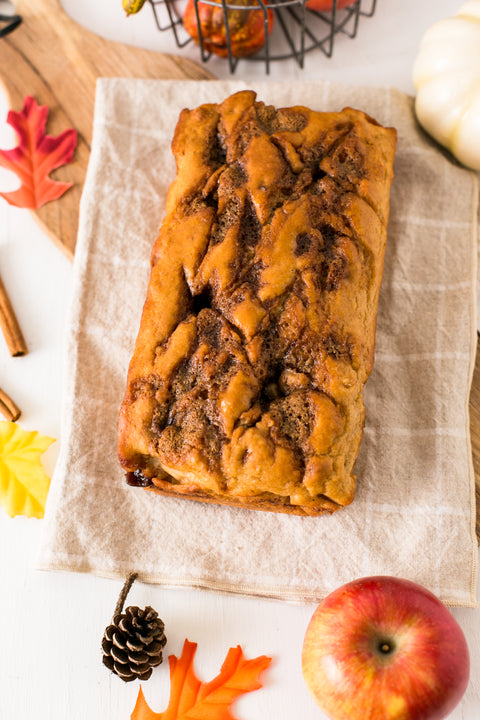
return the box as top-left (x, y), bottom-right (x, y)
top-left (131, 639), bottom-right (272, 720)
top-left (0, 95), bottom-right (77, 209)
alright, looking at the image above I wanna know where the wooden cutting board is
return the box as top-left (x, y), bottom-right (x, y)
top-left (0, 0), bottom-right (213, 259)
top-left (469, 344), bottom-right (480, 541)
top-left (1, 0), bottom-right (479, 540)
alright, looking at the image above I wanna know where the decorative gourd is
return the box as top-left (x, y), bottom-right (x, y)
top-left (182, 0), bottom-right (274, 59)
top-left (413, 1), bottom-right (480, 171)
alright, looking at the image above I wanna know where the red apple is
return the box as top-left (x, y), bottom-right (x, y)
top-left (306, 0), bottom-right (357, 11)
top-left (302, 576), bottom-right (470, 720)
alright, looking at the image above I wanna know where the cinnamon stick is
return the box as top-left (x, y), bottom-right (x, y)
top-left (0, 274), bottom-right (27, 356)
top-left (0, 387), bottom-right (21, 421)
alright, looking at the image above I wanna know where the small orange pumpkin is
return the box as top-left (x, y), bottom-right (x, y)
top-left (182, 0), bottom-right (274, 59)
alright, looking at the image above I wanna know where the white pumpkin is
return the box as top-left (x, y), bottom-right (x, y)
top-left (413, 1), bottom-right (480, 171)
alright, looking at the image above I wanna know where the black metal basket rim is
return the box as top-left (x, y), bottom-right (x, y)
top-left (151, 0), bottom-right (359, 11)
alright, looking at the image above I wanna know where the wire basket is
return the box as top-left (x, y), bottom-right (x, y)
top-left (147, 0), bottom-right (377, 73)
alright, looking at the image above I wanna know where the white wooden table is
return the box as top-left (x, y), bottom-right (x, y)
top-left (1, 0), bottom-right (479, 718)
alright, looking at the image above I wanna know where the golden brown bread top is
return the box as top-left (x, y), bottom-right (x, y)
top-left (118, 90), bottom-right (397, 515)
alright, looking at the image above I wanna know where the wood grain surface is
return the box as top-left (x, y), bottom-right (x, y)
top-left (0, 0), bottom-right (213, 259)
top-left (1, 0), bottom-right (478, 540)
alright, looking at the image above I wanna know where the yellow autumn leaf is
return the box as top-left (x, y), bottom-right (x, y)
top-left (0, 421), bottom-right (55, 518)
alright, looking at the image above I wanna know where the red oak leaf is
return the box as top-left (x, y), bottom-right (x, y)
top-left (131, 639), bottom-right (272, 720)
top-left (0, 96), bottom-right (77, 209)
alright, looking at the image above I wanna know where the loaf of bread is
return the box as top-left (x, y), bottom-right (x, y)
top-left (118, 90), bottom-right (396, 515)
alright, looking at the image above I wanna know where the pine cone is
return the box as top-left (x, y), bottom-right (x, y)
top-left (102, 605), bottom-right (167, 682)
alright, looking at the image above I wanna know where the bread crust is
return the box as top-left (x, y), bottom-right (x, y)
top-left (118, 90), bottom-right (397, 515)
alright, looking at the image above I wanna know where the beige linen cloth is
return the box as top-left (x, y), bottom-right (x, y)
top-left (37, 79), bottom-right (479, 607)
